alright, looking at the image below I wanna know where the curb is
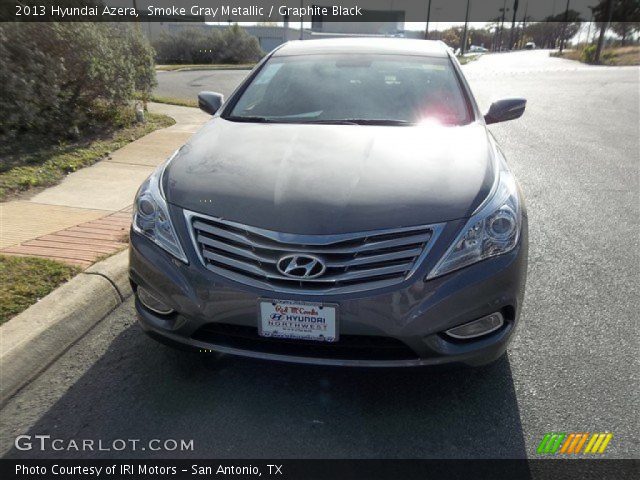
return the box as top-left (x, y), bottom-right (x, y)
top-left (0, 249), bottom-right (131, 406)
top-left (156, 65), bottom-right (254, 72)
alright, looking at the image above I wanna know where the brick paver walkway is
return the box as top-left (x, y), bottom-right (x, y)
top-left (0, 103), bottom-right (209, 268)
top-left (1, 207), bottom-right (132, 268)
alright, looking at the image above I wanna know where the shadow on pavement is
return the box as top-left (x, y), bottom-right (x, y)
top-left (5, 323), bottom-right (528, 463)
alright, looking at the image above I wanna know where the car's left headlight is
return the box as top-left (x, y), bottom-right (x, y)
top-left (426, 169), bottom-right (521, 279)
top-left (132, 151), bottom-right (187, 263)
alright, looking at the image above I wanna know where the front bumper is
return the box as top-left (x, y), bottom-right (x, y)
top-left (129, 216), bottom-right (528, 367)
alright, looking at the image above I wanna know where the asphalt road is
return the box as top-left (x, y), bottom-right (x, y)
top-left (1, 51), bottom-right (638, 462)
top-left (154, 69), bottom-right (250, 101)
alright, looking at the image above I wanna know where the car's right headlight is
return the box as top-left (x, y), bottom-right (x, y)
top-left (132, 151), bottom-right (187, 263)
top-left (426, 169), bottom-right (521, 279)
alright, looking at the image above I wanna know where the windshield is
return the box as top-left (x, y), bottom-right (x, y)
top-left (226, 54), bottom-right (472, 126)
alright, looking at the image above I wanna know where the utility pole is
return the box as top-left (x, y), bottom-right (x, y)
top-left (460, 0), bottom-right (471, 55)
top-left (299, 0), bottom-right (303, 40)
top-left (492, 23), bottom-right (498, 51)
top-left (559, 0), bottom-right (570, 53)
top-left (497, 0), bottom-right (507, 51)
top-left (132, 0), bottom-right (140, 32)
top-left (518, 1), bottom-right (528, 49)
top-left (425, 0), bottom-right (433, 39)
top-left (283, 14), bottom-right (290, 42)
top-left (595, 0), bottom-right (613, 63)
top-left (508, 0), bottom-right (519, 50)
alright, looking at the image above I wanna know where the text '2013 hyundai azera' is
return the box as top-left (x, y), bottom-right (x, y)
top-left (130, 39), bottom-right (528, 367)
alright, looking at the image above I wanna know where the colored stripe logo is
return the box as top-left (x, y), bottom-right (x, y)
top-left (537, 433), bottom-right (613, 455)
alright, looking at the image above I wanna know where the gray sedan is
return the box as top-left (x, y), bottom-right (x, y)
top-left (129, 38), bottom-right (528, 367)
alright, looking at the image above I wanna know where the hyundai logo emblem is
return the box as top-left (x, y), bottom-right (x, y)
top-left (276, 254), bottom-right (326, 279)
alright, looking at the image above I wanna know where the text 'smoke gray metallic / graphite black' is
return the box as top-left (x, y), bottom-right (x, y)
top-left (130, 39), bottom-right (528, 367)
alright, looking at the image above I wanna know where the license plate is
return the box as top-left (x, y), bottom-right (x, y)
top-left (259, 299), bottom-right (338, 343)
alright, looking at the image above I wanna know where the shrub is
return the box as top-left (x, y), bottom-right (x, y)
top-left (0, 22), bottom-right (156, 144)
top-left (580, 45), bottom-right (597, 63)
top-left (153, 28), bottom-right (212, 64)
top-left (218, 24), bottom-right (264, 64)
top-left (153, 25), bottom-right (264, 65)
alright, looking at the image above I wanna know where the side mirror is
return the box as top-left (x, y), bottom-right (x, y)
top-left (198, 91), bottom-right (224, 115)
top-left (484, 98), bottom-right (526, 125)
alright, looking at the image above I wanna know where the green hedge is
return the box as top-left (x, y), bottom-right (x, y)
top-left (153, 24), bottom-right (264, 65)
top-left (580, 45), bottom-right (598, 63)
top-left (0, 23), bottom-right (156, 144)
top-left (579, 44), bottom-right (618, 64)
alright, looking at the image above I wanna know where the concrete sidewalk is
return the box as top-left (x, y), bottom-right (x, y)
top-left (0, 103), bottom-right (209, 267)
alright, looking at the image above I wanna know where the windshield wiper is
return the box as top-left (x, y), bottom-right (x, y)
top-left (348, 119), bottom-right (414, 126)
top-left (225, 115), bottom-right (275, 123)
top-left (303, 119), bottom-right (414, 126)
top-left (225, 117), bottom-right (415, 126)
top-left (299, 119), bottom-right (360, 125)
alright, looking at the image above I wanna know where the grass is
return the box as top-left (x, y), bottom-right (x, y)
top-left (551, 46), bottom-right (640, 66)
top-left (0, 255), bottom-right (81, 324)
top-left (156, 63), bottom-right (255, 71)
top-left (457, 54), bottom-right (481, 65)
top-left (0, 113), bottom-right (175, 202)
top-left (151, 95), bottom-right (199, 108)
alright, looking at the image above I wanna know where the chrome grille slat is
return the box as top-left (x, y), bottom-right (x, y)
top-left (194, 220), bottom-right (430, 254)
top-left (206, 265), bottom-right (411, 295)
top-left (199, 233), bottom-right (422, 268)
top-left (324, 248), bottom-right (423, 267)
top-left (197, 235), bottom-right (276, 263)
top-left (202, 249), bottom-right (414, 283)
top-left (346, 234), bottom-right (432, 252)
top-left (186, 210), bottom-right (444, 295)
top-left (321, 262), bottom-right (414, 282)
top-left (202, 250), bottom-right (268, 277)
top-left (193, 221), bottom-right (257, 247)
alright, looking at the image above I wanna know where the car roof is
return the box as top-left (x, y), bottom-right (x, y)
top-left (272, 38), bottom-right (450, 58)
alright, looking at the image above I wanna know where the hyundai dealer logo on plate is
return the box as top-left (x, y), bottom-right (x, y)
top-left (259, 299), bottom-right (338, 342)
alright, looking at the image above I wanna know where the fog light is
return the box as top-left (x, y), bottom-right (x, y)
top-left (445, 312), bottom-right (504, 340)
top-left (137, 287), bottom-right (174, 315)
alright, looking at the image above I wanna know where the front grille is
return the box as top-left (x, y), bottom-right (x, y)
top-left (192, 323), bottom-right (419, 360)
top-left (185, 210), bottom-right (443, 294)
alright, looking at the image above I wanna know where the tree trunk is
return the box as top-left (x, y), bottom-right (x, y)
top-left (595, 0), bottom-right (614, 64)
top-left (509, 0), bottom-right (519, 50)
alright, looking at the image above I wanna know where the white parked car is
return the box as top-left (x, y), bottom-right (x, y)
top-left (469, 45), bottom-right (488, 53)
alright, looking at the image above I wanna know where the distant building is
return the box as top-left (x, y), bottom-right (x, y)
top-left (140, 18), bottom-right (205, 43)
top-left (208, 25), bottom-right (302, 52)
top-left (132, 0), bottom-right (425, 53)
top-left (142, 21), bottom-right (423, 55)
top-left (309, 8), bottom-right (405, 36)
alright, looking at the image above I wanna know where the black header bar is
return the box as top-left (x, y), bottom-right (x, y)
top-left (2, 459), bottom-right (639, 480)
top-left (1, 0), bottom-right (638, 23)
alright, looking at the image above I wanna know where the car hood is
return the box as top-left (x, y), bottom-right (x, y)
top-left (164, 119), bottom-right (496, 235)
